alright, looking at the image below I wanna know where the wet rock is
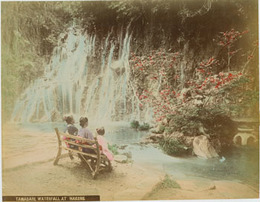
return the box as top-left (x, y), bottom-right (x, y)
top-left (149, 133), bottom-right (164, 142)
top-left (162, 118), bottom-right (169, 126)
top-left (140, 133), bottom-right (164, 144)
top-left (119, 145), bottom-right (128, 150)
top-left (139, 138), bottom-right (154, 145)
top-left (150, 124), bottom-right (165, 134)
top-left (114, 155), bottom-right (128, 163)
top-left (183, 136), bottom-right (195, 147)
top-left (193, 135), bottom-right (219, 159)
top-left (122, 151), bottom-right (132, 159)
top-left (169, 131), bottom-right (184, 139)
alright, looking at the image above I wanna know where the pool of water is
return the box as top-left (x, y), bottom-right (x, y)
top-left (103, 122), bottom-right (258, 188)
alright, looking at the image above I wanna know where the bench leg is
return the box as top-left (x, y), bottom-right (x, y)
top-left (79, 154), bottom-right (98, 179)
top-left (107, 160), bottom-right (112, 172)
top-left (102, 157), bottom-right (112, 172)
top-left (53, 146), bottom-right (62, 165)
top-left (92, 171), bottom-right (97, 179)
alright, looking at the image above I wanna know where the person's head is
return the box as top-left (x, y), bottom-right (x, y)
top-left (96, 127), bottom-right (105, 136)
top-left (79, 117), bottom-right (88, 128)
top-left (64, 115), bottom-right (75, 125)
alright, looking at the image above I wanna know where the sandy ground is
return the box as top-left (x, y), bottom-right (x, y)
top-left (2, 156), bottom-right (164, 201)
top-left (2, 124), bottom-right (259, 201)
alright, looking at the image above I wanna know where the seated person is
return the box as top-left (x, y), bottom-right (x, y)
top-left (96, 127), bottom-right (114, 161)
top-left (63, 115), bottom-right (78, 149)
top-left (77, 117), bottom-right (95, 153)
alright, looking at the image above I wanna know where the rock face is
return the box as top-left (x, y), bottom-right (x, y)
top-left (169, 132), bottom-right (194, 147)
top-left (193, 135), bottom-right (219, 159)
top-left (139, 133), bottom-right (164, 144)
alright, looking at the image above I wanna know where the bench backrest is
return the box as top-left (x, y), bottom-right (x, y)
top-left (54, 128), bottom-right (101, 159)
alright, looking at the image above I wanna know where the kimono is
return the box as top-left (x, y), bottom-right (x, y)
top-left (78, 127), bottom-right (94, 153)
top-left (97, 135), bottom-right (114, 161)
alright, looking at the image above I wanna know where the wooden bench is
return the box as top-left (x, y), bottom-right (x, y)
top-left (54, 128), bottom-right (112, 179)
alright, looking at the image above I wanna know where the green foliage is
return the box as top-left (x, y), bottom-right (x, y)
top-left (164, 127), bottom-right (174, 135)
top-left (159, 137), bottom-right (191, 156)
top-left (168, 106), bottom-right (201, 136)
top-left (130, 121), bottom-right (150, 131)
top-left (158, 125), bottom-right (165, 134)
top-left (138, 122), bottom-right (150, 131)
top-left (222, 75), bottom-right (259, 118)
top-left (1, 2), bottom-right (75, 121)
top-left (108, 144), bottom-right (119, 155)
top-left (151, 125), bottom-right (165, 134)
top-left (168, 103), bottom-right (238, 139)
top-left (130, 120), bottom-right (140, 129)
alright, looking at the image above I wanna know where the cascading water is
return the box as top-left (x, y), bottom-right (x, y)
top-left (11, 26), bottom-right (145, 123)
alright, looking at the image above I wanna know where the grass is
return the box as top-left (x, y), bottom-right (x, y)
top-left (155, 175), bottom-right (181, 190)
top-left (144, 174), bottom-right (181, 199)
top-left (108, 144), bottom-right (119, 155)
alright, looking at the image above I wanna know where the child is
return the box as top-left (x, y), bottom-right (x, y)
top-left (96, 127), bottom-right (114, 161)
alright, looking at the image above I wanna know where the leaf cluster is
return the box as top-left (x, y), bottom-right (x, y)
top-left (159, 136), bottom-right (191, 156)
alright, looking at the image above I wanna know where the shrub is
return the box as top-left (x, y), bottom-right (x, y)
top-left (130, 120), bottom-right (140, 129)
top-left (138, 122), bottom-right (150, 131)
top-left (159, 137), bottom-right (191, 156)
top-left (108, 144), bottom-right (119, 155)
top-left (164, 127), bottom-right (174, 135)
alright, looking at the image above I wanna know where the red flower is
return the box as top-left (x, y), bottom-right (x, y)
top-left (241, 30), bottom-right (249, 35)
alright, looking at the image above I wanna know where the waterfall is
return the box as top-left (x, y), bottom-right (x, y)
top-left (11, 27), bottom-right (137, 123)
